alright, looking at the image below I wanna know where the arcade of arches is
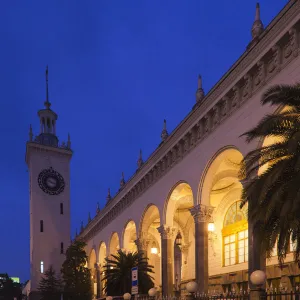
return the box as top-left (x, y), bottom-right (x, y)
top-left (87, 146), bottom-right (298, 297)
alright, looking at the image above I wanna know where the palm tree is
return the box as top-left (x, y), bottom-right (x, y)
top-left (240, 84), bottom-right (300, 265)
top-left (102, 249), bottom-right (154, 296)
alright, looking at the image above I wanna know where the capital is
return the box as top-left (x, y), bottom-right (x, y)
top-left (190, 204), bottom-right (214, 223)
top-left (157, 225), bottom-right (176, 239)
top-left (135, 233), bottom-right (150, 252)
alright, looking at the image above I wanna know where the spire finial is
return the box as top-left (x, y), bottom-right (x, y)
top-left (106, 188), bottom-right (111, 202)
top-left (251, 3), bottom-right (264, 39)
top-left (198, 75), bottom-right (202, 89)
top-left (67, 133), bottom-right (71, 149)
top-left (161, 119), bottom-right (169, 141)
top-left (29, 124), bottom-right (33, 142)
top-left (80, 221), bottom-right (84, 232)
top-left (196, 74), bottom-right (205, 103)
top-left (137, 149), bottom-right (144, 169)
top-left (88, 212), bottom-right (91, 223)
top-left (44, 66), bottom-right (51, 109)
top-left (120, 172), bottom-right (125, 189)
top-left (96, 202), bottom-right (101, 214)
top-left (255, 2), bottom-right (260, 21)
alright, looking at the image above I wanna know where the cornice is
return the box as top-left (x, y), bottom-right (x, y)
top-left (26, 141), bottom-right (72, 164)
top-left (78, 0), bottom-right (300, 242)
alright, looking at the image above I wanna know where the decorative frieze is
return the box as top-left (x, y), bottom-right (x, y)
top-left (79, 3), bottom-right (300, 242)
top-left (284, 28), bottom-right (298, 59)
top-left (254, 61), bottom-right (265, 87)
top-left (242, 74), bottom-right (252, 101)
top-left (268, 45), bottom-right (281, 74)
top-left (231, 86), bottom-right (240, 108)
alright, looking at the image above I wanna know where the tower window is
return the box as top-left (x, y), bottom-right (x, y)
top-left (60, 203), bottom-right (63, 215)
top-left (40, 220), bottom-right (44, 232)
top-left (40, 261), bottom-right (44, 273)
top-left (60, 242), bottom-right (64, 254)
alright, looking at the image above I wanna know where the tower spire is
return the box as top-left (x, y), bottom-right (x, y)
top-left (137, 149), bottom-right (144, 169)
top-left (161, 119), bottom-right (169, 142)
top-left (44, 66), bottom-right (51, 109)
top-left (195, 74), bottom-right (205, 103)
top-left (251, 3), bottom-right (264, 40)
top-left (106, 188), bottom-right (112, 203)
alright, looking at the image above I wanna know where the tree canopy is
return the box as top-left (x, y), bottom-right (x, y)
top-left (102, 249), bottom-right (154, 296)
top-left (61, 240), bottom-right (92, 300)
top-left (240, 83), bottom-right (300, 265)
top-left (38, 265), bottom-right (62, 300)
top-left (0, 273), bottom-right (22, 300)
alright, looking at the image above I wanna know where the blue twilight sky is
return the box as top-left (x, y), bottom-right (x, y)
top-left (0, 0), bottom-right (287, 282)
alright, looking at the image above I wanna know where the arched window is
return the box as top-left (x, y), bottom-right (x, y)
top-left (222, 201), bottom-right (248, 266)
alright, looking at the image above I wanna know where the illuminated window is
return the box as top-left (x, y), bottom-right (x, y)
top-left (40, 261), bottom-right (44, 273)
top-left (61, 242), bottom-right (64, 254)
top-left (223, 201), bottom-right (248, 266)
top-left (60, 203), bottom-right (63, 215)
top-left (40, 220), bottom-right (44, 232)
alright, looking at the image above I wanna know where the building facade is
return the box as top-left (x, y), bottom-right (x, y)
top-left (25, 68), bottom-right (72, 299)
top-left (78, 0), bottom-right (300, 297)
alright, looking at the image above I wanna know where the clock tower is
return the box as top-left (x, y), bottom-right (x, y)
top-left (25, 67), bottom-right (72, 299)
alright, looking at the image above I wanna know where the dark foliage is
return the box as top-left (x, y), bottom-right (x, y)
top-left (0, 273), bottom-right (22, 300)
top-left (38, 265), bottom-right (62, 300)
top-left (102, 249), bottom-right (154, 296)
top-left (240, 84), bottom-right (300, 265)
top-left (61, 240), bottom-right (92, 300)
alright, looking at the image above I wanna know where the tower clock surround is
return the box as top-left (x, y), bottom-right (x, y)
top-left (25, 67), bottom-right (73, 300)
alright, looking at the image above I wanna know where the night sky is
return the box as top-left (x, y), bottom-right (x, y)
top-left (0, 0), bottom-right (287, 282)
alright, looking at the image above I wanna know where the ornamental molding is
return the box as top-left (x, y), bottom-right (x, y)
top-left (134, 237), bottom-right (150, 251)
top-left (157, 225), bottom-right (176, 240)
top-left (190, 204), bottom-right (215, 223)
top-left (78, 1), bottom-right (300, 242)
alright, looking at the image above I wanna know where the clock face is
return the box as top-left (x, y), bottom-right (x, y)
top-left (38, 167), bottom-right (65, 195)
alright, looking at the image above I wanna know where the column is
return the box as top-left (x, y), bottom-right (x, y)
top-left (190, 204), bottom-right (214, 293)
top-left (241, 180), bottom-right (266, 289)
top-left (95, 263), bottom-right (100, 299)
top-left (157, 225), bottom-right (176, 296)
top-left (248, 218), bottom-right (266, 289)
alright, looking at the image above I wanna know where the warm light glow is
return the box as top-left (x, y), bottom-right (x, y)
top-left (208, 222), bottom-right (215, 232)
top-left (151, 247), bottom-right (158, 254)
top-left (151, 241), bottom-right (158, 254)
top-left (110, 266), bottom-right (113, 269)
top-left (40, 261), bottom-right (44, 273)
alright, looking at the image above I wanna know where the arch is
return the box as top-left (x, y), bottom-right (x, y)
top-left (164, 181), bottom-right (195, 285)
top-left (164, 181), bottom-right (194, 226)
top-left (199, 146), bottom-right (244, 207)
top-left (98, 242), bottom-right (107, 267)
top-left (139, 204), bottom-right (161, 237)
top-left (199, 147), bottom-right (246, 277)
top-left (109, 232), bottom-right (120, 256)
top-left (139, 204), bottom-right (161, 288)
top-left (123, 220), bottom-right (138, 253)
top-left (98, 242), bottom-right (107, 297)
top-left (89, 248), bottom-right (97, 269)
